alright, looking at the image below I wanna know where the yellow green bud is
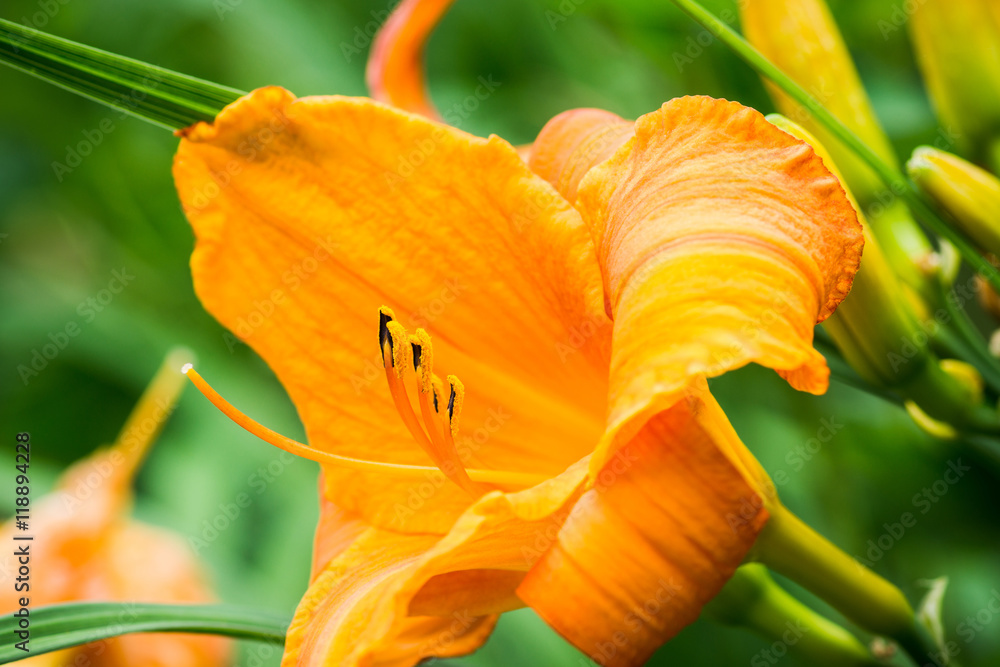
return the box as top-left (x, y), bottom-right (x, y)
top-left (741, 0), bottom-right (898, 202)
top-left (908, 146), bottom-right (1000, 256)
top-left (910, 0), bottom-right (1000, 162)
top-left (770, 115), bottom-right (997, 433)
top-left (742, 0), bottom-right (934, 297)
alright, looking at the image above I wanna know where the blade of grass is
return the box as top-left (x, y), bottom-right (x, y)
top-left (0, 602), bottom-right (288, 663)
top-left (665, 0), bottom-right (1000, 298)
top-left (0, 18), bottom-right (245, 130)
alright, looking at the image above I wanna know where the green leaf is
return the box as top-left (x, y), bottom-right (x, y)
top-left (0, 602), bottom-right (288, 663)
top-left (665, 0), bottom-right (1000, 297)
top-left (0, 18), bottom-right (245, 130)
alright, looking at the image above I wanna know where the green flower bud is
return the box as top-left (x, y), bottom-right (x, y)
top-left (910, 0), bottom-right (1000, 162)
top-left (909, 146), bottom-right (1000, 256)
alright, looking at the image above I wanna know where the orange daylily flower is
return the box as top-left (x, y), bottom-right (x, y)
top-left (0, 352), bottom-right (229, 667)
top-left (174, 91), bottom-right (861, 665)
top-left (171, 4), bottom-right (862, 666)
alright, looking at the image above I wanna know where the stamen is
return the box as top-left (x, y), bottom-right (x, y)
top-left (446, 375), bottom-right (464, 439)
top-left (375, 315), bottom-right (484, 496)
top-left (410, 333), bottom-right (488, 496)
top-left (182, 364), bottom-right (548, 489)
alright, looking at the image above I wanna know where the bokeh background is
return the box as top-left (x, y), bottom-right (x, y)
top-left (2, 0), bottom-right (998, 664)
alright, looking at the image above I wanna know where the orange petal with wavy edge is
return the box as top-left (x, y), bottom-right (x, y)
top-left (174, 87), bottom-right (610, 534)
top-left (283, 459), bottom-right (589, 667)
top-left (517, 396), bottom-right (769, 667)
top-left (366, 0), bottom-right (455, 118)
top-left (528, 108), bottom-right (634, 204)
top-left (573, 96), bottom-right (862, 471)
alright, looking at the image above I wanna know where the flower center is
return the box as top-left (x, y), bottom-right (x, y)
top-left (378, 306), bottom-right (489, 495)
top-left (182, 309), bottom-right (548, 493)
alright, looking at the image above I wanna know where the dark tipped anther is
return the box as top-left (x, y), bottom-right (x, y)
top-left (379, 310), bottom-right (394, 358)
top-left (411, 343), bottom-right (422, 371)
top-left (432, 390), bottom-right (439, 412)
top-left (447, 384), bottom-right (457, 421)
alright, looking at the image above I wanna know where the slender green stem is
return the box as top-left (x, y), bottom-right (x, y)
top-left (666, 0), bottom-right (1000, 297)
top-left (936, 278), bottom-right (1000, 394)
top-left (706, 565), bottom-right (882, 666)
top-left (0, 602), bottom-right (288, 663)
top-left (751, 506), bottom-right (962, 666)
top-left (0, 18), bottom-right (244, 129)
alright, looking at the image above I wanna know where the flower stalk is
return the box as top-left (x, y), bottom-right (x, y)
top-left (705, 564), bottom-right (882, 667)
top-left (751, 505), bottom-right (953, 665)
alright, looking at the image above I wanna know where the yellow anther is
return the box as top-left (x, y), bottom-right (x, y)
top-left (430, 375), bottom-right (446, 413)
top-left (411, 328), bottom-right (434, 394)
top-left (384, 320), bottom-right (411, 377)
top-left (446, 375), bottom-right (465, 439)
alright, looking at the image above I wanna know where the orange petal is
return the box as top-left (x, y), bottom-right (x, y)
top-left (573, 97), bottom-right (862, 470)
top-left (366, 0), bottom-right (455, 118)
top-left (528, 108), bottom-right (634, 204)
top-left (311, 472), bottom-right (368, 581)
top-left (517, 396), bottom-right (769, 667)
top-left (174, 88), bottom-right (610, 533)
top-left (284, 459), bottom-right (589, 666)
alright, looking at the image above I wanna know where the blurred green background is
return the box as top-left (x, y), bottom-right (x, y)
top-left (1, 0), bottom-right (998, 665)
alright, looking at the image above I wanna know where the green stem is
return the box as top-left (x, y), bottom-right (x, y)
top-left (0, 602), bottom-right (288, 663)
top-left (706, 564), bottom-right (882, 666)
top-left (753, 505), bottom-right (963, 665)
top-left (665, 0), bottom-right (1000, 297)
top-left (0, 18), bottom-right (243, 129)
top-left (937, 278), bottom-right (1000, 394)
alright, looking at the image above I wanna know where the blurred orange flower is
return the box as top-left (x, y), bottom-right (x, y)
top-left (0, 352), bottom-right (229, 667)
